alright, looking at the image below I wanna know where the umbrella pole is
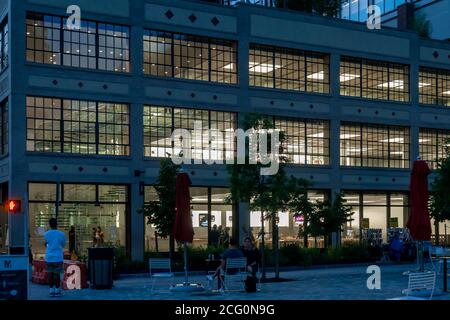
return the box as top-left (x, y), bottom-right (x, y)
top-left (184, 242), bottom-right (188, 283)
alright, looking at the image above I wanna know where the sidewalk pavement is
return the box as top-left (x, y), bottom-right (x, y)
top-left (29, 263), bottom-right (450, 300)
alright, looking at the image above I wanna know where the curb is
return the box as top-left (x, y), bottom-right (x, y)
top-left (118, 261), bottom-right (415, 279)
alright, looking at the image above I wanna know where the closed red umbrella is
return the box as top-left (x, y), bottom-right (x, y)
top-left (406, 159), bottom-right (432, 272)
top-left (173, 172), bottom-right (194, 243)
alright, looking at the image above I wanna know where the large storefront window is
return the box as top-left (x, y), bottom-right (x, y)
top-left (419, 128), bottom-right (450, 170)
top-left (144, 186), bottom-right (233, 251)
top-left (29, 183), bottom-right (128, 258)
top-left (343, 191), bottom-right (409, 243)
top-left (340, 122), bottom-right (410, 168)
top-left (26, 96), bottom-right (130, 156)
top-left (26, 12), bottom-right (130, 72)
top-left (340, 56), bottom-right (410, 102)
top-left (419, 67), bottom-right (450, 107)
top-left (143, 106), bottom-right (237, 161)
top-left (143, 30), bottom-right (237, 84)
top-left (250, 190), bottom-right (329, 248)
top-left (249, 44), bottom-right (330, 94)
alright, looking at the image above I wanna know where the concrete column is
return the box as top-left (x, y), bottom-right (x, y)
top-left (237, 202), bottom-right (250, 244)
top-left (129, 0), bottom-right (145, 261)
top-left (409, 36), bottom-right (420, 162)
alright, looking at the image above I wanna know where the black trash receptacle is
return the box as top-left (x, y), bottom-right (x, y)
top-left (88, 247), bottom-right (114, 289)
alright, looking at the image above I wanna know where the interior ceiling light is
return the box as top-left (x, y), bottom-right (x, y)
top-left (249, 62), bottom-right (282, 74)
top-left (377, 80), bottom-right (404, 89)
top-left (307, 71), bottom-right (325, 80)
top-left (340, 73), bottom-right (360, 82)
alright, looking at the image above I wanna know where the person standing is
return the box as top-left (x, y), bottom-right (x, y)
top-left (44, 218), bottom-right (66, 297)
top-left (95, 226), bottom-right (104, 247)
top-left (68, 226), bottom-right (76, 255)
top-left (210, 225), bottom-right (220, 247)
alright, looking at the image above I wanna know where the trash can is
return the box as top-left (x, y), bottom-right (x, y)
top-left (88, 247), bottom-right (114, 289)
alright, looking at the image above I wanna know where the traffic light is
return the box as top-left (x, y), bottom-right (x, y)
top-left (7, 200), bottom-right (22, 213)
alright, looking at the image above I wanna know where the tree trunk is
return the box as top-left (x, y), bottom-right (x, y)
top-left (435, 220), bottom-right (440, 246)
top-left (272, 215), bottom-right (280, 279)
top-left (303, 217), bottom-right (308, 248)
top-left (154, 231), bottom-right (159, 253)
top-left (260, 211), bottom-right (266, 280)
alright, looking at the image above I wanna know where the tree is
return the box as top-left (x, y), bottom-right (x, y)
top-left (307, 193), bottom-right (353, 248)
top-left (430, 141), bottom-right (450, 243)
top-left (411, 12), bottom-right (432, 38)
top-left (139, 159), bottom-right (180, 258)
top-left (287, 179), bottom-right (314, 248)
top-left (227, 113), bottom-right (299, 279)
top-left (274, 0), bottom-right (340, 17)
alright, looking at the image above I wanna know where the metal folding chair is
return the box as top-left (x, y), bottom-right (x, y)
top-left (148, 258), bottom-right (174, 294)
top-left (220, 257), bottom-right (247, 293)
top-left (402, 271), bottom-right (436, 300)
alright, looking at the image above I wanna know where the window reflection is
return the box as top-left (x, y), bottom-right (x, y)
top-left (419, 128), bottom-right (450, 170)
top-left (340, 56), bottom-right (410, 102)
top-left (143, 30), bottom-right (237, 84)
top-left (250, 44), bottom-right (330, 94)
top-left (340, 122), bottom-right (410, 168)
top-left (419, 67), bottom-right (450, 107)
top-left (26, 12), bottom-right (130, 72)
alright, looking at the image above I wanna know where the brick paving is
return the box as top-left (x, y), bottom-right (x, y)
top-left (29, 263), bottom-right (450, 300)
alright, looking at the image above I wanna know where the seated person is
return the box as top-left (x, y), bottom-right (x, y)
top-left (389, 235), bottom-right (403, 262)
top-left (242, 237), bottom-right (260, 277)
top-left (207, 237), bottom-right (244, 289)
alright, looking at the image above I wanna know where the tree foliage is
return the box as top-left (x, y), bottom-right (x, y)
top-left (411, 12), bottom-right (432, 38)
top-left (139, 159), bottom-right (180, 254)
top-left (430, 142), bottom-right (450, 222)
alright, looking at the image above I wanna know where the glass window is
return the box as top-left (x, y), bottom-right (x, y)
top-left (27, 96), bottom-right (130, 156)
top-left (343, 191), bottom-right (410, 243)
top-left (143, 30), bottom-right (237, 84)
top-left (250, 44), bottom-right (330, 94)
top-left (29, 183), bottom-right (128, 258)
top-left (98, 103), bottom-right (130, 156)
top-left (0, 17), bottom-right (8, 71)
top-left (340, 56), bottom-right (410, 102)
top-left (63, 184), bottom-right (96, 202)
top-left (419, 67), bottom-right (450, 107)
top-left (62, 19), bottom-right (97, 69)
top-left (0, 99), bottom-right (7, 156)
top-left (275, 117), bottom-right (330, 165)
top-left (29, 183), bottom-right (57, 201)
top-left (340, 122), bottom-right (410, 168)
top-left (419, 128), bottom-right (450, 170)
top-left (26, 12), bottom-right (130, 73)
top-left (143, 106), bottom-right (237, 162)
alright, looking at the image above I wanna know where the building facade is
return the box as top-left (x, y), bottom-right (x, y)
top-left (0, 0), bottom-right (449, 260)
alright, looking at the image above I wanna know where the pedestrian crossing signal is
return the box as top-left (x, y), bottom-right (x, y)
top-left (7, 200), bottom-right (22, 213)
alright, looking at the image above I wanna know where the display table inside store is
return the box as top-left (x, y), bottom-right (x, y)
top-left (32, 259), bottom-right (89, 289)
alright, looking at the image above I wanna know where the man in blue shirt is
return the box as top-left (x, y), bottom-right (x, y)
top-left (44, 218), bottom-right (66, 297)
top-left (207, 237), bottom-right (244, 290)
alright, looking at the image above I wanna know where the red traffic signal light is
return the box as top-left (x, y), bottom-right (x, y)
top-left (7, 200), bottom-right (22, 213)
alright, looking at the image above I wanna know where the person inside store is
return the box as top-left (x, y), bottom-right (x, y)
top-left (210, 224), bottom-right (220, 247)
top-left (95, 226), bottom-right (104, 247)
top-left (92, 227), bottom-right (98, 247)
top-left (207, 237), bottom-right (244, 290)
top-left (44, 218), bottom-right (66, 297)
top-left (69, 226), bottom-right (76, 255)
